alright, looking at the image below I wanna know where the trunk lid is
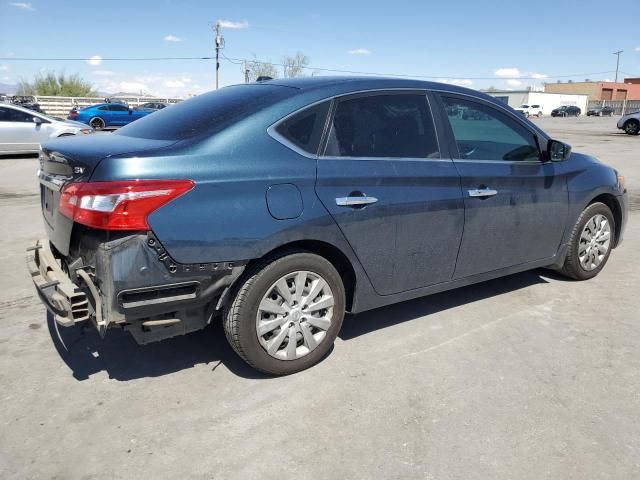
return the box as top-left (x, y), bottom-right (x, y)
top-left (39, 134), bottom-right (177, 256)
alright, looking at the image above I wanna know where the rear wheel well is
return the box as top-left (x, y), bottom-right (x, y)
top-left (589, 194), bottom-right (622, 247)
top-left (245, 241), bottom-right (357, 311)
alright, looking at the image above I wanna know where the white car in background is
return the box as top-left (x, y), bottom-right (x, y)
top-left (514, 104), bottom-right (543, 117)
top-left (0, 103), bottom-right (92, 155)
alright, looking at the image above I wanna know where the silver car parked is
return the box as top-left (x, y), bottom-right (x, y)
top-left (617, 110), bottom-right (640, 135)
top-left (0, 103), bottom-right (92, 154)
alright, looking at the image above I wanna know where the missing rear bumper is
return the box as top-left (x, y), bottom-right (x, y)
top-left (26, 240), bottom-right (97, 327)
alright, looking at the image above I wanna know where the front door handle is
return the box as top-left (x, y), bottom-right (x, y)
top-left (335, 195), bottom-right (379, 207)
top-left (468, 188), bottom-right (498, 198)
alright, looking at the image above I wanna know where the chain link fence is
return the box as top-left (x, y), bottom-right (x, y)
top-left (587, 99), bottom-right (640, 115)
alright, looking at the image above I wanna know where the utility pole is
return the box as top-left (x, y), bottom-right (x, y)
top-left (214, 21), bottom-right (223, 89)
top-left (613, 50), bottom-right (623, 83)
top-left (243, 60), bottom-right (249, 83)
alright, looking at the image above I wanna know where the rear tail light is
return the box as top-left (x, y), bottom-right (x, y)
top-left (59, 179), bottom-right (194, 230)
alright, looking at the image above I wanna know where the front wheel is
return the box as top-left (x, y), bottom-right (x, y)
top-left (623, 120), bottom-right (639, 135)
top-left (224, 251), bottom-right (346, 375)
top-left (560, 202), bottom-right (615, 280)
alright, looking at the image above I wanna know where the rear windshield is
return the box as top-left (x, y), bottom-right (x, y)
top-left (115, 84), bottom-right (294, 140)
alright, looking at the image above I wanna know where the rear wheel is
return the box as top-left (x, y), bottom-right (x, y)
top-left (224, 251), bottom-right (345, 375)
top-left (560, 202), bottom-right (615, 280)
top-left (623, 119), bottom-right (639, 135)
top-left (89, 117), bottom-right (105, 130)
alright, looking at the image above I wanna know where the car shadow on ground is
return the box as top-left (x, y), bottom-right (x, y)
top-left (49, 269), bottom-right (555, 382)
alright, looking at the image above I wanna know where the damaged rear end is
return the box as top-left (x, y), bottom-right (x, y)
top-left (27, 136), bottom-right (245, 344)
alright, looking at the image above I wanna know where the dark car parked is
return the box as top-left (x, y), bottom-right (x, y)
top-left (587, 106), bottom-right (615, 117)
top-left (138, 102), bottom-right (168, 111)
top-left (11, 95), bottom-right (43, 113)
top-left (551, 105), bottom-right (581, 117)
top-left (28, 77), bottom-right (628, 375)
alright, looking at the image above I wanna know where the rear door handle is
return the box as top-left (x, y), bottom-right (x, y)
top-left (468, 188), bottom-right (498, 198)
top-left (335, 196), bottom-right (379, 207)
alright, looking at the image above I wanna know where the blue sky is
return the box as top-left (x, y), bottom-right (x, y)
top-left (1, 0), bottom-right (639, 97)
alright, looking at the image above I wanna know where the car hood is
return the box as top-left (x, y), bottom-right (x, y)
top-left (57, 119), bottom-right (89, 128)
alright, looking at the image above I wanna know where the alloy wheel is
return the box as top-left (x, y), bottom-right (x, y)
top-left (578, 214), bottom-right (611, 271)
top-left (256, 270), bottom-right (335, 361)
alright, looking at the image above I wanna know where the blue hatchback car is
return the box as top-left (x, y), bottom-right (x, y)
top-left (68, 102), bottom-right (152, 129)
top-left (29, 77), bottom-right (628, 375)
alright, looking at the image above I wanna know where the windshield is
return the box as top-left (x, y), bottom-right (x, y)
top-left (115, 84), bottom-right (296, 141)
top-left (520, 105), bottom-right (529, 108)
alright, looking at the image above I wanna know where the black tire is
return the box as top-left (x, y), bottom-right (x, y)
top-left (89, 117), bottom-right (105, 130)
top-left (623, 119), bottom-right (639, 135)
top-left (560, 202), bottom-right (615, 280)
top-left (224, 250), bottom-right (346, 375)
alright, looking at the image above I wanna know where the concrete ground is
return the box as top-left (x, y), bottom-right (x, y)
top-left (0, 116), bottom-right (638, 479)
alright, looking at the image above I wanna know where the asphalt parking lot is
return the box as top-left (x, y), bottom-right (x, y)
top-left (0, 116), bottom-right (638, 479)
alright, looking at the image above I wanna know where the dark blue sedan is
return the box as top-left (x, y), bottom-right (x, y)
top-left (68, 102), bottom-right (152, 129)
top-left (29, 77), bottom-right (628, 375)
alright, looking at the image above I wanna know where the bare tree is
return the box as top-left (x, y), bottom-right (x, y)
top-left (282, 52), bottom-right (310, 78)
top-left (246, 55), bottom-right (279, 82)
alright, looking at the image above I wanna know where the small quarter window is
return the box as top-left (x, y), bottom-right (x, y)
top-left (275, 101), bottom-right (331, 155)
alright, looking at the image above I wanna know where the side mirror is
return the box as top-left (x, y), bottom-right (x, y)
top-left (547, 139), bottom-right (571, 162)
top-left (32, 116), bottom-right (43, 125)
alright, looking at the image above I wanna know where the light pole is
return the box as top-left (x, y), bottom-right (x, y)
top-left (613, 50), bottom-right (623, 83)
top-left (214, 21), bottom-right (224, 89)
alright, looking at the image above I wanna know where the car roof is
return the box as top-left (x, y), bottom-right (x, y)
top-left (1, 102), bottom-right (42, 116)
top-left (253, 75), bottom-right (498, 102)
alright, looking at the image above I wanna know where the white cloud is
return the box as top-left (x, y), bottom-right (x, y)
top-left (164, 35), bottom-right (183, 42)
top-left (92, 70), bottom-right (113, 76)
top-left (87, 55), bottom-right (102, 66)
top-left (495, 68), bottom-right (522, 78)
top-left (118, 81), bottom-right (148, 93)
top-left (636, 47), bottom-right (640, 51)
top-left (218, 19), bottom-right (248, 29)
top-left (164, 80), bottom-right (185, 88)
top-left (506, 79), bottom-right (523, 87)
top-left (0, 64), bottom-right (8, 71)
top-left (348, 48), bottom-right (371, 55)
top-left (495, 68), bottom-right (548, 80)
top-left (450, 79), bottom-right (473, 86)
top-left (9, 2), bottom-right (35, 11)
top-left (437, 78), bottom-right (473, 86)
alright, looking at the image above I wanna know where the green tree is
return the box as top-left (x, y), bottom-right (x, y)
top-left (17, 72), bottom-right (95, 96)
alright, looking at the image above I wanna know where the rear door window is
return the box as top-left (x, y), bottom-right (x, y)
top-left (323, 93), bottom-right (439, 159)
top-left (274, 101), bottom-right (331, 155)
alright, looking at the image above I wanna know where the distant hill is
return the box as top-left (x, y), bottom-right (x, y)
top-left (0, 82), bottom-right (18, 95)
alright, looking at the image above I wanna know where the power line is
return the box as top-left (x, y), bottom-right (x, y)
top-left (0, 56), bottom-right (618, 80)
